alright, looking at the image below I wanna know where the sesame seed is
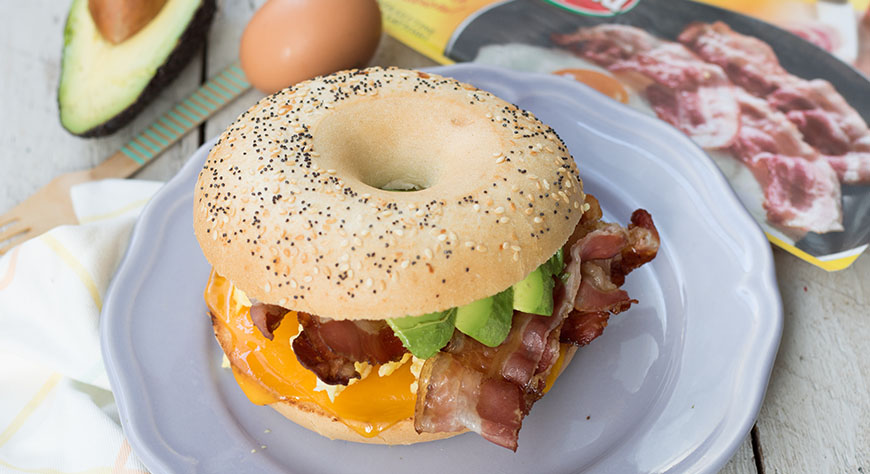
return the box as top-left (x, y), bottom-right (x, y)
top-left (424, 248), bottom-right (433, 259)
top-left (494, 207), bottom-right (505, 214)
top-left (437, 234), bottom-right (447, 242)
top-left (533, 217), bottom-right (543, 224)
top-left (499, 217), bottom-right (509, 224)
top-left (303, 275), bottom-right (313, 283)
top-left (264, 283), bottom-right (271, 293)
top-left (365, 278), bottom-right (373, 287)
top-left (290, 279), bottom-right (298, 289)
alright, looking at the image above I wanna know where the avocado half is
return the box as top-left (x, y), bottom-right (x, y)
top-left (58, 0), bottom-right (216, 137)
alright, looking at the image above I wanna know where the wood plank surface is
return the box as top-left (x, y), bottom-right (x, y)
top-left (757, 249), bottom-right (869, 473)
top-left (720, 437), bottom-right (759, 474)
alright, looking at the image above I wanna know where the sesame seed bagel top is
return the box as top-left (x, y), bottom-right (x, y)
top-left (194, 67), bottom-right (585, 320)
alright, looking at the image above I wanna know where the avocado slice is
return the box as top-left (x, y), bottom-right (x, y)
top-left (386, 309), bottom-right (457, 359)
top-left (455, 287), bottom-right (514, 347)
top-left (512, 267), bottom-right (555, 316)
top-left (59, 0), bottom-right (216, 137)
top-left (512, 249), bottom-right (564, 316)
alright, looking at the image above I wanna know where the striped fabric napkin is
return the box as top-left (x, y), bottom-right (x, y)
top-left (0, 179), bottom-right (161, 473)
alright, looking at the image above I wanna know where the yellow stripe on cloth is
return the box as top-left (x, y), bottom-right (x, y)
top-left (78, 198), bottom-right (152, 224)
top-left (0, 246), bottom-right (21, 291)
top-left (0, 373), bottom-right (62, 447)
top-left (39, 235), bottom-right (102, 311)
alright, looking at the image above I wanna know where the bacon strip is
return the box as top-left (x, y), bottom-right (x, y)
top-left (416, 195), bottom-right (659, 449)
top-left (562, 205), bottom-right (659, 347)
top-left (415, 354), bottom-right (524, 450)
top-left (250, 303), bottom-right (288, 341)
top-left (291, 312), bottom-right (407, 385)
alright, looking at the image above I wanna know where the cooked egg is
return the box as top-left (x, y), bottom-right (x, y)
top-left (552, 68), bottom-right (629, 103)
top-left (240, 0), bottom-right (382, 94)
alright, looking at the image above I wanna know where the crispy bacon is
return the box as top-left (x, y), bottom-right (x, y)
top-left (561, 311), bottom-right (610, 347)
top-left (416, 195), bottom-right (659, 449)
top-left (613, 209), bottom-right (661, 284)
top-left (291, 312), bottom-right (407, 385)
top-left (292, 321), bottom-right (358, 385)
top-left (415, 354), bottom-right (525, 450)
top-left (561, 204), bottom-right (659, 346)
top-left (250, 303), bottom-right (289, 341)
top-left (443, 311), bottom-right (564, 388)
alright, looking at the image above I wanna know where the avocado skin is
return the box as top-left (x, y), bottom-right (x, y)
top-left (59, 0), bottom-right (217, 137)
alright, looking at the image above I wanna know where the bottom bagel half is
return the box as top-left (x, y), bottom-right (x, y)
top-left (206, 270), bottom-right (577, 445)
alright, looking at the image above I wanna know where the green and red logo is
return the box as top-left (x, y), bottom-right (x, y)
top-left (546, 0), bottom-right (640, 17)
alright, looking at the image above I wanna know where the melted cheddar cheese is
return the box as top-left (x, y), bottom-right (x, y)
top-left (205, 270), bottom-right (416, 438)
top-left (205, 269), bottom-right (570, 438)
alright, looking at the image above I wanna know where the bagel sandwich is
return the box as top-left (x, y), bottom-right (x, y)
top-left (195, 67), bottom-right (660, 450)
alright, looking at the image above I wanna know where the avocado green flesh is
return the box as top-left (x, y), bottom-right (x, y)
top-left (512, 267), bottom-right (555, 316)
top-left (455, 288), bottom-right (514, 347)
top-left (59, 0), bottom-right (211, 136)
top-left (386, 309), bottom-right (457, 359)
top-left (388, 249), bottom-right (566, 354)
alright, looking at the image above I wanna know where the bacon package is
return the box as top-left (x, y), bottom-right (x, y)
top-left (379, 0), bottom-right (870, 271)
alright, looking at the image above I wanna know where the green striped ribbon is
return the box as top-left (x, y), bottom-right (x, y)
top-left (119, 63), bottom-right (251, 164)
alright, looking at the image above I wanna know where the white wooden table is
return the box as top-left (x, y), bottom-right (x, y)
top-left (1, 2), bottom-right (867, 472)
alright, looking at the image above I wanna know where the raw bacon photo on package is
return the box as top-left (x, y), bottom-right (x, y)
top-left (551, 21), bottom-right (861, 240)
top-left (442, 0), bottom-right (870, 270)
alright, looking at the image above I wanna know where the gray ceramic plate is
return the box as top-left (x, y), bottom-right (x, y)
top-left (102, 64), bottom-right (782, 474)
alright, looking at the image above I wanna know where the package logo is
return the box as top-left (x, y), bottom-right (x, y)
top-left (546, 0), bottom-right (640, 17)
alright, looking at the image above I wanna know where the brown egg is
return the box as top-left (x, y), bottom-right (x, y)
top-left (240, 0), bottom-right (382, 94)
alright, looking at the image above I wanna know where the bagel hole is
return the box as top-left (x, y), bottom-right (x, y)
top-left (313, 96), bottom-right (500, 195)
top-left (380, 178), bottom-right (425, 192)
